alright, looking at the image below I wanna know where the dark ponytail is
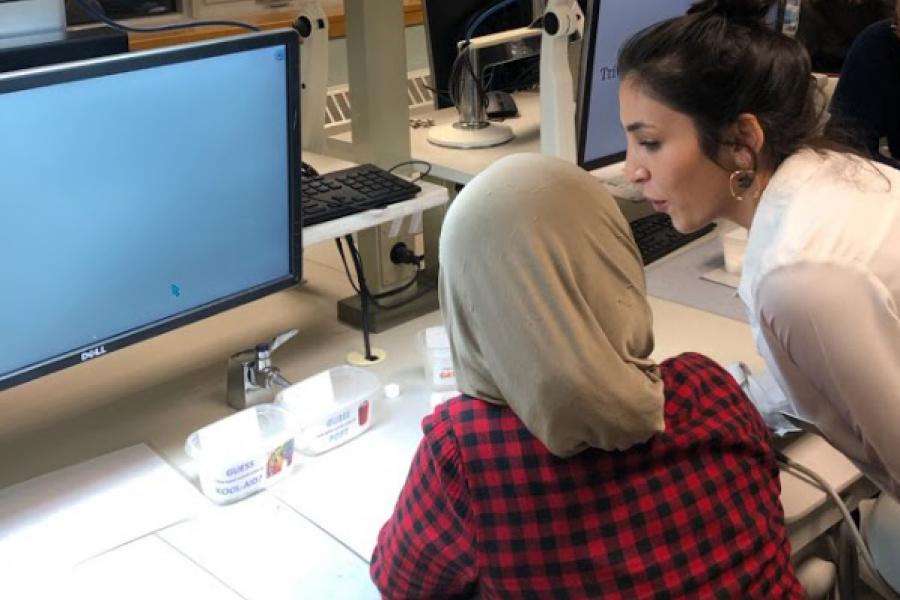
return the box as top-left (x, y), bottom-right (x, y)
top-left (617, 0), bottom-right (828, 170)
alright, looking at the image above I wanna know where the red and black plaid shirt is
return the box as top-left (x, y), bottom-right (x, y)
top-left (371, 353), bottom-right (802, 599)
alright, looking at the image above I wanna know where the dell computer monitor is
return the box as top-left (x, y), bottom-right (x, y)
top-left (0, 30), bottom-right (301, 391)
top-left (577, 0), bottom-right (695, 170)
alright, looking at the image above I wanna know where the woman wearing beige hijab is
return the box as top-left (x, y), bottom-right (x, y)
top-left (370, 154), bottom-right (801, 599)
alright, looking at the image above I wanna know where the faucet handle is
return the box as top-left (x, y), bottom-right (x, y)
top-left (270, 329), bottom-right (298, 353)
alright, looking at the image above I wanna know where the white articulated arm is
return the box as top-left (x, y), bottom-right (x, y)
top-left (540, 0), bottom-right (583, 162)
top-left (295, 1), bottom-right (329, 153)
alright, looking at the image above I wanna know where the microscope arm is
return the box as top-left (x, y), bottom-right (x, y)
top-left (294, 1), bottom-right (329, 153)
top-left (540, 0), bottom-right (584, 162)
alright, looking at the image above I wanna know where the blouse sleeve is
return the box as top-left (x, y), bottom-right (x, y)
top-left (756, 262), bottom-right (900, 497)
top-left (370, 410), bottom-right (478, 599)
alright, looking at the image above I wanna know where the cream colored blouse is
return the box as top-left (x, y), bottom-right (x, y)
top-left (739, 149), bottom-right (900, 498)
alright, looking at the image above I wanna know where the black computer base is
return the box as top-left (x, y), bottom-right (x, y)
top-left (337, 273), bottom-right (439, 333)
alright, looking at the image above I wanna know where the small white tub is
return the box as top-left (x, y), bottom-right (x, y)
top-left (185, 404), bottom-right (298, 505)
top-left (417, 326), bottom-right (459, 408)
top-left (722, 226), bottom-right (748, 274)
top-left (276, 366), bottom-right (380, 456)
top-left (417, 326), bottom-right (457, 390)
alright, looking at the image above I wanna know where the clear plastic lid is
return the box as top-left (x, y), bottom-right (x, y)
top-left (185, 403), bottom-right (295, 461)
top-left (275, 366), bottom-right (381, 425)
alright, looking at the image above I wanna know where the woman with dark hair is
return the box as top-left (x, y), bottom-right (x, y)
top-left (827, 0), bottom-right (900, 169)
top-left (370, 153), bottom-right (802, 599)
top-left (618, 0), bottom-right (900, 590)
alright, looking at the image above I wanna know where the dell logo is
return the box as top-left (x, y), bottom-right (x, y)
top-left (81, 346), bottom-right (108, 362)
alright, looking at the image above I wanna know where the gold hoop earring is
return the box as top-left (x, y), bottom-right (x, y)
top-left (729, 169), bottom-right (756, 202)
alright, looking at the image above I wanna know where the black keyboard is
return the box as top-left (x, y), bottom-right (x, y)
top-left (301, 163), bottom-right (422, 226)
top-left (630, 213), bottom-right (716, 265)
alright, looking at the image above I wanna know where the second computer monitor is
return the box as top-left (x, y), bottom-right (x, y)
top-left (577, 0), bottom-right (695, 170)
top-left (423, 0), bottom-right (538, 110)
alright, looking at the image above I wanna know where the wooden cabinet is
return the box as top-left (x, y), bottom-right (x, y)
top-left (127, 1), bottom-right (423, 51)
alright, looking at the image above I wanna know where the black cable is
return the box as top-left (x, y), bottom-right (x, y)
top-left (448, 43), bottom-right (489, 111)
top-left (483, 66), bottom-right (496, 91)
top-left (335, 238), bottom-right (362, 295)
top-left (73, 0), bottom-right (260, 33)
top-left (344, 236), bottom-right (422, 306)
top-left (422, 84), bottom-right (453, 104)
top-left (336, 237), bottom-right (424, 307)
top-left (508, 57), bottom-right (541, 91)
top-left (370, 275), bottom-right (434, 310)
top-left (329, 156), bottom-right (435, 312)
top-left (300, 160), bottom-right (320, 179)
top-left (342, 235), bottom-right (376, 361)
top-left (463, 45), bottom-right (489, 108)
top-left (448, 46), bottom-right (469, 108)
top-left (452, 0), bottom-right (538, 108)
top-left (337, 234), bottom-right (430, 361)
top-left (371, 271), bottom-right (421, 302)
top-left (387, 160), bottom-right (432, 184)
top-left (463, 0), bottom-right (525, 42)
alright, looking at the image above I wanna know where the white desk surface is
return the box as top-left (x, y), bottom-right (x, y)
top-left (0, 154), bottom-right (872, 596)
top-left (409, 91), bottom-right (543, 185)
top-left (331, 91), bottom-right (626, 187)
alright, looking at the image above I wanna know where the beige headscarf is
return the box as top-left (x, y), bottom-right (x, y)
top-left (438, 153), bottom-right (665, 456)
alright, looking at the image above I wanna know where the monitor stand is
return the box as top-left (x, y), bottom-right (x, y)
top-left (427, 122), bottom-right (514, 149)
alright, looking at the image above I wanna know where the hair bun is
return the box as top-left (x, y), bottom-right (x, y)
top-left (688, 0), bottom-right (777, 23)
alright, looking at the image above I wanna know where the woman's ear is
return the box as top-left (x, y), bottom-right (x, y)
top-left (734, 113), bottom-right (766, 156)
top-left (722, 113), bottom-right (766, 170)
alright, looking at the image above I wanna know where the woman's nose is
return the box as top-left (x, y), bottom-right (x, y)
top-left (625, 162), bottom-right (650, 184)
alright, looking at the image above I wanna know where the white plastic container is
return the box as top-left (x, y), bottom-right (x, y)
top-left (185, 404), bottom-right (298, 505)
top-left (276, 366), bottom-right (379, 456)
top-left (417, 326), bottom-right (457, 391)
top-left (417, 326), bottom-right (459, 408)
top-left (722, 226), bottom-right (749, 274)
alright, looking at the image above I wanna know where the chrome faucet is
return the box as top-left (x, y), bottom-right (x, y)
top-left (226, 329), bottom-right (297, 410)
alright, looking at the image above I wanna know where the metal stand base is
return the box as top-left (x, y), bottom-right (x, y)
top-left (427, 122), bottom-right (514, 149)
top-left (337, 274), bottom-right (439, 333)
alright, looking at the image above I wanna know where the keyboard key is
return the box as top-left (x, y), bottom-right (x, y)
top-left (630, 213), bottom-right (716, 265)
top-left (300, 163), bottom-right (422, 226)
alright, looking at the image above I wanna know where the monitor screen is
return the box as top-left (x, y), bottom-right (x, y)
top-left (0, 31), bottom-right (301, 390)
top-left (577, 0), bottom-right (694, 170)
top-left (423, 0), bottom-right (537, 110)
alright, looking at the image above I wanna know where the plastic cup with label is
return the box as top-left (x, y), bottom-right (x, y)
top-left (722, 226), bottom-right (748, 274)
top-left (417, 326), bottom-right (460, 409)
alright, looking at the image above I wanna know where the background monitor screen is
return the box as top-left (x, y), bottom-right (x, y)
top-left (577, 0), bottom-right (694, 170)
top-left (0, 31), bottom-right (301, 390)
top-left (423, 0), bottom-right (538, 110)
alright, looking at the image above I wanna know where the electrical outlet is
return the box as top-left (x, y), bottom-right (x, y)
top-left (356, 221), bottom-right (419, 300)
